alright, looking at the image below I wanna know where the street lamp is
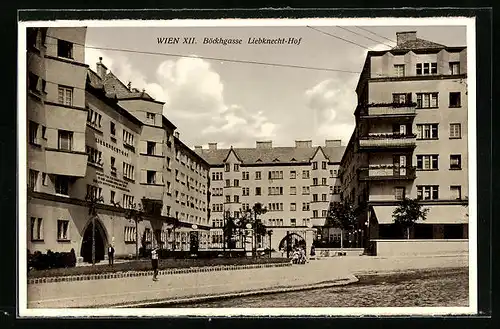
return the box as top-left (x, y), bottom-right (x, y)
top-left (245, 223), bottom-right (252, 257)
top-left (191, 224), bottom-right (198, 255)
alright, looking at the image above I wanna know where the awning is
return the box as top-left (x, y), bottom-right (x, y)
top-left (372, 204), bottom-right (468, 225)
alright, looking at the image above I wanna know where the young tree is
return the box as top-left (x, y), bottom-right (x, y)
top-left (392, 197), bottom-right (429, 239)
top-left (245, 203), bottom-right (268, 256)
top-left (326, 201), bottom-right (356, 248)
top-left (266, 229), bottom-right (273, 257)
top-left (124, 199), bottom-right (146, 260)
top-left (222, 215), bottom-right (237, 250)
top-left (85, 194), bottom-right (104, 266)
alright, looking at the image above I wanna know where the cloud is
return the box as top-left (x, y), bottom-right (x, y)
top-left (305, 75), bottom-right (358, 145)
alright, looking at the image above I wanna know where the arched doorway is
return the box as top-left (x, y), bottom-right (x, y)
top-left (278, 232), bottom-right (306, 252)
top-left (80, 218), bottom-right (108, 263)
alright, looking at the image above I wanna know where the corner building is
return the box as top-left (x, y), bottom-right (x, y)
top-left (340, 31), bottom-right (469, 256)
top-left (194, 140), bottom-right (345, 252)
top-left (26, 27), bottom-right (210, 263)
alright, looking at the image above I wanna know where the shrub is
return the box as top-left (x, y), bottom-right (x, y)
top-left (27, 249), bottom-right (77, 271)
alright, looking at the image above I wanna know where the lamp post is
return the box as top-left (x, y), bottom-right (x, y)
top-left (191, 224), bottom-right (198, 256)
top-left (245, 223), bottom-right (252, 257)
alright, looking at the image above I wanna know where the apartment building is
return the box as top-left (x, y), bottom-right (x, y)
top-left (194, 140), bottom-right (344, 252)
top-left (340, 31), bottom-right (468, 255)
top-left (26, 27), bottom-right (211, 263)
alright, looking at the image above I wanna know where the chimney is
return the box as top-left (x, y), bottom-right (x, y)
top-left (295, 140), bottom-right (312, 148)
top-left (174, 131), bottom-right (180, 139)
top-left (96, 57), bottom-right (108, 79)
top-left (127, 81), bottom-right (132, 90)
top-left (256, 141), bottom-right (273, 149)
top-left (208, 142), bottom-right (217, 150)
top-left (325, 139), bottom-right (342, 147)
top-left (194, 146), bottom-right (202, 150)
top-left (396, 31), bottom-right (417, 47)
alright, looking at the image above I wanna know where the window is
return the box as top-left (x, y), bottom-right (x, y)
top-left (147, 141), bottom-right (156, 155)
top-left (58, 86), bottom-right (73, 106)
top-left (449, 92), bottom-right (461, 108)
top-left (290, 186), bottom-right (296, 195)
top-left (322, 194), bottom-right (327, 201)
top-left (56, 220), bottom-right (70, 241)
top-left (417, 185), bottom-right (439, 200)
top-left (255, 187), bottom-right (261, 196)
top-left (57, 39), bottom-right (73, 59)
top-left (110, 190), bottom-right (115, 204)
top-left (322, 161), bottom-right (327, 170)
top-left (225, 163), bottom-right (230, 172)
top-left (333, 186), bottom-right (341, 194)
top-left (234, 195), bottom-right (239, 203)
top-left (302, 170), bottom-right (310, 179)
top-left (233, 179), bottom-right (239, 187)
top-left (416, 155), bottom-right (439, 170)
top-left (86, 109), bottom-right (102, 128)
top-left (313, 178), bottom-right (318, 186)
top-left (416, 62), bottom-right (437, 75)
top-left (394, 187), bottom-right (406, 200)
top-left (55, 175), bottom-right (69, 195)
top-left (124, 226), bottom-right (136, 243)
top-left (450, 123), bottom-right (462, 139)
top-left (322, 210), bottom-right (328, 217)
top-left (269, 171), bottom-right (283, 180)
top-left (146, 112), bottom-right (155, 122)
top-left (450, 155), bottom-right (462, 170)
top-left (322, 178), bottom-right (327, 185)
top-left (313, 194), bottom-right (318, 202)
top-left (225, 195), bottom-right (231, 203)
top-left (28, 170), bottom-right (38, 190)
top-left (302, 186), bottom-right (310, 195)
top-left (255, 171), bottom-right (261, 180)
top-left (242, 187), bottom-right (249, 196)
top-left (123, 162), bottom-right (135, 181)
top-left (234, 164), bottom-right (239, 172)
top-left (290, 203), bottom-right (296, 211)
top-left (393, 93), bottom-right (412, 104)
top-left (123, 130), bottom-right (134, 147)
top-left (416, 124), bottom-right (439, 139)
top-left (450, 186), bottom-right (462, 200)
top-left (312, 162), bottom-right (318, 170)
top-left (450, 62), bottom-right (460, 75)
top-left (28, 72), bottom-right (43, 94)
top-left (394, 64), bottom-right (405, 77)
top-left (290, 218), bottom-right (296, 227)
top-left (57, 130), bottom-right (73, 151)
top-left (290, 170), bottom-right (296, 179)
top-left (147, 171), bottom-right (156, 184)
top-left (242, 172), bottom-right (249, 180)
top-left (225, 179), bottom-right (230, 187)
top-left (122, 194), bottom-right (134, 209)
top-left (41, 126), bottom-right (46, 139)
top-left (86, 184), bottom-right (102, 200)
top-left (313, 210), bottom-right (318, 218)
top-left (302, 202), bottom-right (310, 211)
top-left (30, 217), bottom-right (43, 241)
top-left (86, 146), bottom-right (102, 166)
top-left (416, 93), bottom-right (438, 109)
top-left (110, 122), bottom-right (116, 136)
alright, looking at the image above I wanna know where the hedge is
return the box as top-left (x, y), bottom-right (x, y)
top-left (28, 249), bottom-right (77, 271)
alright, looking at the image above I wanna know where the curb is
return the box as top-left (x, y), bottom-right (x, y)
top-left (111, 276), bottom-right (360, 308)
top-left (28, 262), bottom-right (292, 285)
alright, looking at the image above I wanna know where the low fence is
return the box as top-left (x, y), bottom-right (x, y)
top-left (371, 239), bottom-right (469, 257)
top-left (314, 248), bottom-right (365, 257)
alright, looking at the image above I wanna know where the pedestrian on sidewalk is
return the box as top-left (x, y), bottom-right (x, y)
top-left (107, 245), bottom-right (115, 266)
top-left (151, 247), bottom-right (159, 281)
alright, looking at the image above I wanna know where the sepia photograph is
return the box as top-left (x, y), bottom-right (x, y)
top-left (18, 16), bottom-right (476, 317)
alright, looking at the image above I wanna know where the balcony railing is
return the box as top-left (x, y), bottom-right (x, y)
top-left (360, 103), bottom-right (417, 118)
top-left (359, 133), bottom-right (417, 150)
top-left (358, 166), bottom-right (416, 181)
top-left (45, 148), bottom-right (87, 177)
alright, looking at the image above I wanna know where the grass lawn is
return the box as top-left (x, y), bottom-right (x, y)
top-left (28, 257), bottom-right (290, 278)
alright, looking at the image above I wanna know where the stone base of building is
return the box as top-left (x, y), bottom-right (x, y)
top-left (371, 239), bottom-right (469, 257)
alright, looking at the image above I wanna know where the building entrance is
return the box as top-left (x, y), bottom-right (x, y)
top-left (81, 218), bottom-right (108, 263)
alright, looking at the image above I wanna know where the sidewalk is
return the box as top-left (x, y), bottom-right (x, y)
top-left (27, 254), bottom-right (469, 308)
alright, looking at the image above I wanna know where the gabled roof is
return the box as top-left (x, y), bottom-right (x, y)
top-left (393, 37), bottom-right (446, 50)
top-left (194, 145), bottom-right (346, 166)
top-left (310, 146), bottom-right (329, 161)
top-left (101, 72), bottom-right (164, 104)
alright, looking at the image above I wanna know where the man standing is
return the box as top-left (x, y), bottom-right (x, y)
top-left (108, 244), bottom-right (115, 266)
top-left (151, 247), bottom-right (159, 281)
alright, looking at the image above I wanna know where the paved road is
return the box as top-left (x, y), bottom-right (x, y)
top-left (27, 254), bottom-right (468, 308)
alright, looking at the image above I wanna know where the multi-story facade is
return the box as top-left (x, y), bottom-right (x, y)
top-left (194, 140), bottom-right (344, 252)
top-left (340, 31), bottom-right (469, 254)
top-left (26, 27), bottom-right (210, 262)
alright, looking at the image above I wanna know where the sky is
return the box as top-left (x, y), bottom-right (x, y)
top-left (84, 23), bottom-right (467, 149)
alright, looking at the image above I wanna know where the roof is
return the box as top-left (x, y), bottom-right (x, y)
top-left (101, 72), bottom-right (165, 104)
top-left (393, 37), bottom-right (446, 50)
top-left (194, 146), bottom-right (346, 166)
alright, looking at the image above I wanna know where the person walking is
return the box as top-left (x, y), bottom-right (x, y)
top-left (107, 245), bottom-right (115, 266)
top-left (151, 246), bottom-right (159, 281)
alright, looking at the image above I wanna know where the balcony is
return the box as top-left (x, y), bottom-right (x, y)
top-left (141, 184), bottom-right (164, 201)
top-left (360, 103), bottom-right (416, 120)
top-left (358, 166), bottom-right (416, 181)
top-left (45, 148), bottom-right (87, 177)
top-left (359, 133), bottom-right (417, 151)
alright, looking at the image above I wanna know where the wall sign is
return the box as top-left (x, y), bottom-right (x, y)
top-left (93, 171), bottom-right (130, 192)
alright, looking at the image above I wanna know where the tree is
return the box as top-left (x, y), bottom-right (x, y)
top-left (85, 193), bottom-right (104, 266)
top-left (124, 199), bottom-right (146, 260)
top-left (222, 215), bottom-right (238, 250)
top-left (392, 197), bottom-right (429, 239)
top-left (326, 201), bottom-right (356, 248)
top-left (244, 203), bottom-right (268, 256)
top-left (266, 229), bottom-right (273, 257)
